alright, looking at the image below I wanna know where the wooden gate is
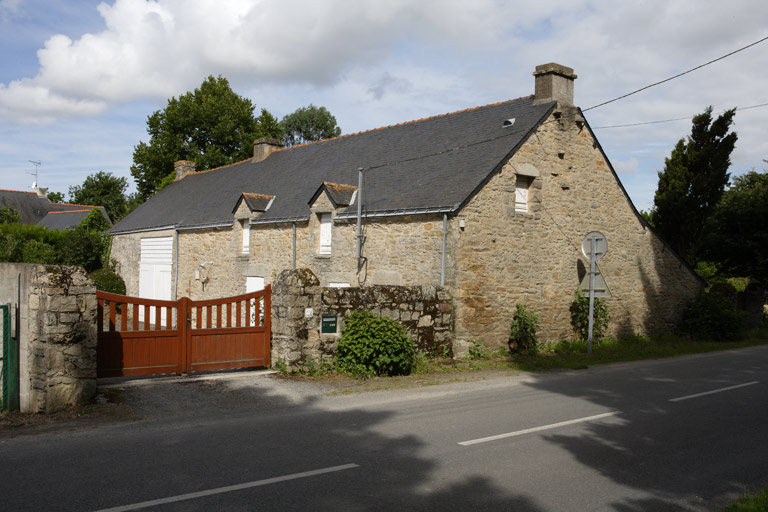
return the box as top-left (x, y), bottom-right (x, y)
top-left (96, 288), bottom-right (271, 377)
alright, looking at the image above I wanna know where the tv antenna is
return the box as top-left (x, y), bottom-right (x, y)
top-left (28, 160), bottom-right (42, 188)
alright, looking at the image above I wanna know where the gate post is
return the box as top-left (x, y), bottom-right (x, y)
top-left (178, 297), bottom-right (191, 374)
top-left (264, 286), bottom-right (272, 367)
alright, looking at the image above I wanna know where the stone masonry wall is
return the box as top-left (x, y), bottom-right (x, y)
top-left (453, 105), bottom-right (704, 347)
top-left (271, 269), bottom-right (453, 368)
top-left (0, 263), bottom-right (97, 413)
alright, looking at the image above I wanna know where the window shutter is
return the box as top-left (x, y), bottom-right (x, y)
top-left (319, 213), bottom-right (332, 254)
top-left (242, 221), bottom-right (250, 254)
top-left (515, 178), bottom-right (529, 212)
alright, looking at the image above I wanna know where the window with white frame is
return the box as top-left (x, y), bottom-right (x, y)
top-left (241, 220), bottom-right (250, 254)
top-left (515, 177), bottom-right (530, 213)
top-left (319, 213), bottom-right (332, 255)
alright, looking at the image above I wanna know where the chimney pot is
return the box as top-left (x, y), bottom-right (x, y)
top-left (174, 160), bottom-right (196, 180)
top-left (533, 63), bottom-right (577, 106)
top-left (253, 137), bottom-right (284, 163)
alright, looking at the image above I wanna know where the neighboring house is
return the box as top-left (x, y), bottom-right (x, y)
top-left (0, 188), bottom-right (110, 230)
top-left (110, 63), bottom-right (703, 345)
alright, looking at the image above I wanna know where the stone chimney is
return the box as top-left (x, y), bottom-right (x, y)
top-left (533, 63), bottom-right (577, 106)
top-left (35, 187), bottom-right (48, 199)
top-left (174, 160), bottom-right (196, 180)
top-left (253, 137), bottom-right (284, 163)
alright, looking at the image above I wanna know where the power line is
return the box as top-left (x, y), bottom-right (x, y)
top-left (583, 35), bottom-right (768, 112)
top-left (592, 102), bottom-right (768, 129)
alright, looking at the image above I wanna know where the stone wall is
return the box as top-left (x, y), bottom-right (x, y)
top-left (452, 105), bottom-right (704, 346)
top-left (271, 269), bottom-right (453, 368)
top-left (0, 263), bottom-right (97, 413)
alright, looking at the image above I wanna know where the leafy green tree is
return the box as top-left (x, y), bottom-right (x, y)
top-left (131, 75), bottom-right (282, 199)
top-left (701, 169), bottom-right (768, 286)
top-left (650, 107), bottom-right (737, 264)
top-left (0, 205), bottom-right (21, 224)
top-left (281, 104), bottom-right (341, 146)
top-left (46, 191), bottom-right (65, 203)
top-left (68, 171), bottom-right (127, 222)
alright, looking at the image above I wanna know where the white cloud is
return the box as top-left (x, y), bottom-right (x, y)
top-left (2, 0), bottom-right (768, 210)
top-left (0, 0), bottom-right (22, 22)
top-left (612, 157), bottom-right (639, 176)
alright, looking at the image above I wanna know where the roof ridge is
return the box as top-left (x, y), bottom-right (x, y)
top-left (51, 202), bottom-right (102, 208)
top-left (0, 188), bottom-right (37, 194)
top-left (276, 95), bottom-right (534, 153)
top-left (182, 95), bottom-right (534, 179)
top-left (46, 209), bottom-right (93, 214)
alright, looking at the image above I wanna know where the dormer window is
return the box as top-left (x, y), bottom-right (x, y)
top-left (319, 213), bottom-right (332, 255)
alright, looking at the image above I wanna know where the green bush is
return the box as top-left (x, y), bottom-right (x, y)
top-left (335, 311), bottom-right (416, 378)
top-left (679, 293), bottom-right (746, 341)
top-left (570, 290), bottom-right (610, 342)
top-left (21, 240), bottom-right (58, 264)
top-left (60, 228), bottom-right (103, 272)
top-left (90, 269), bottom-right (126, 295)
top-left (508, 304), bottom-right (540, 354)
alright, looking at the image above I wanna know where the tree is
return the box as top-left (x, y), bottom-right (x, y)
top-left (47, 191), bottom-right (65, 203)
top-left (649, 107), bottom-right (737, 264)
top-left (281, 104), bottom-right (341, 146)
top-left (701, 168), bottom-right (768, 286)
top-left (68, 171), bottom-right (128, 222)
top-left (0, 206), bottom-right (21, 224)
top-left (131, 76), bottom-right (282, 199)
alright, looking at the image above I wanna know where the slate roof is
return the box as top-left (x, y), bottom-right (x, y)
top-left (0, 189), bottom-right (110, 230)
top-left (111, 96), bottom-right (556, 234)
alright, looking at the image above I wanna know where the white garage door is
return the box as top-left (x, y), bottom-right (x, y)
top-left (139, 237), bottom-right (173, 324)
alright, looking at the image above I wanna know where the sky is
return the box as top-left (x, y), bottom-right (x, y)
top-left (1, 0), bottom-right (767, 212)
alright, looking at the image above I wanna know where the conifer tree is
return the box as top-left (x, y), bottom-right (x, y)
top-left (650, 107), bottom-right (737, 264)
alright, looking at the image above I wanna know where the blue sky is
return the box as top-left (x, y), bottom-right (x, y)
top-left (1, 0), bottom-right (767, 211)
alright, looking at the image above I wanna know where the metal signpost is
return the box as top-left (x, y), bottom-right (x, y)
top-left (581, 232), bottom-right (607, 354)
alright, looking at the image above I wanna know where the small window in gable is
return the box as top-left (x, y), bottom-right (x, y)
top-left (242, 220), bottom-right (250, 254)
top-left (515, 177), bottom-right (530, 213)
top-left (319, 213), bottom-right (332, 255)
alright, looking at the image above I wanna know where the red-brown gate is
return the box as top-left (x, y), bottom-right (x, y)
top-left (96, 288), bottom-right (271, 377)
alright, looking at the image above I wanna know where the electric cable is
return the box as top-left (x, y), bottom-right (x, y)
top-left (592, 102), bottom-right (768, 129)
top-left (582, 35), bottom-right (768, 112)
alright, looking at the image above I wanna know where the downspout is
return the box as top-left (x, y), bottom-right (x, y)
top-left (173, 228), bottom-right (179, 300)
top-left (441, 213), bottom-right (447, 286)
top-left (292, 222), bottom-right (297, 270)
top-left (356, 167), bottom-right (364, 262)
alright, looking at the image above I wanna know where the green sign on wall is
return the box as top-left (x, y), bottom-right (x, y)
top-left (321, 315), bottom-right (337, 334)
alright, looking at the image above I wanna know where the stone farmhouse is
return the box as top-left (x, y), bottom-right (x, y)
top-left (110, 63), bottom-right (703, 347)
top-left (0, 188), bottom-right (109, 229)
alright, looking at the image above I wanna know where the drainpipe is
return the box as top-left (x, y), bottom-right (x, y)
top-left (356, 167), bottom-right (364, 262)
top-left (441, 213), bottom-right (447, 286)
top-left (173, 228), bottom-right (179, 300)
top-left (292, 222), bottom-right (297, 270)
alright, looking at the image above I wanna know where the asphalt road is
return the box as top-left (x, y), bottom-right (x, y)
top-left (1, 345), bottom-right (767, 511)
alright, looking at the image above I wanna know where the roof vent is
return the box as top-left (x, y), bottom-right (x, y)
top-left (503, 118), bottom-right (516, 128)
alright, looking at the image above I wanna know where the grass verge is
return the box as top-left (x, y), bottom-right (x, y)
top-left (720, 488), bottom-right (768, 511)
top-left (510, 328), bottom-right (768, 372)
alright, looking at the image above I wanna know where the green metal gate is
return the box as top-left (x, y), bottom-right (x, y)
top-left (1, 303), bottom-right (19, 412)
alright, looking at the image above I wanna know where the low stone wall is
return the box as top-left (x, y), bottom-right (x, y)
top-left (271, 268), bottom-right (454, 369)
top-left (0, 263), bottom-right (97, 413)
